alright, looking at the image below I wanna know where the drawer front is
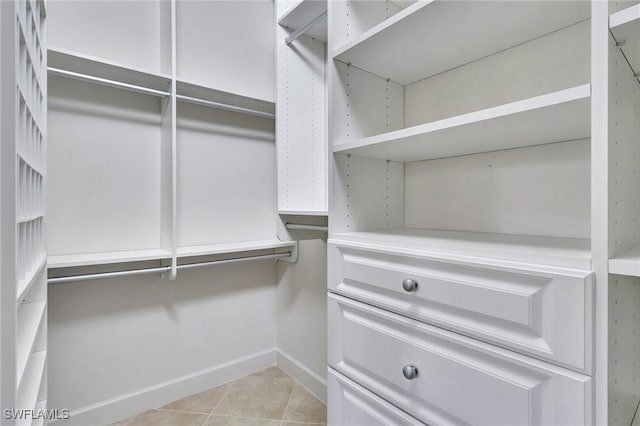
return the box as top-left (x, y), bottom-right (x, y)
top-left (328, 243), bottom-right (593, 373)
top-left (328, 368), bottom-right (424, 426)
top-left (328, 294), bottom-right (592, 426)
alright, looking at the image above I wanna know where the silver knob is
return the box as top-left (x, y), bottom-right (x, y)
top-left (402, 365), bottom-right (418, 380)
top-left (402, 278), bottom-right (418, 292)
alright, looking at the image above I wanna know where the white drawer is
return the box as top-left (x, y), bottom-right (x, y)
top-left (328, 368), bottom-right (424, 426)
top-left (328, 243), bottom-right (593, 373)
top-left (328, 293), bottom-right (592, 426)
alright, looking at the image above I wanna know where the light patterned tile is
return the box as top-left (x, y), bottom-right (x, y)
top-left (205, 415), bottom-right (281, 426)
top-left (283, 385), bottom-right (327, 424)
top-left (161, 383), bottom-right (231, 413)
top-left (282, 423), bottom-right (326, 426)
top-left (108, 418), bottom-right (133, 426)
top-left (249, 366), bottom-right (290, 379)
top-left (213, 371), bottom-right (294, 419)
top-left (127, 409), bottom-right (208, 426)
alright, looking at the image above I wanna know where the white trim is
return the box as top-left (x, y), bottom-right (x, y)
top-left (51, 349), bottom-right (277, 426)
top-left (276, 349), bottom-right (327, 403)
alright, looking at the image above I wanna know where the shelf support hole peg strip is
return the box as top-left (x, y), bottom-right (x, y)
top-left (285, 223), bottom-right (328, 232)
top-left (47, 67), bottom-right (171, 97)
top-left (47, 252), bottom-right (292, 284)
top-left (284, 9), bottom-right (327, 46)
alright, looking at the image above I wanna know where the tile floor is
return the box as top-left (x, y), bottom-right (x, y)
top-left (110, 367), bottom-right (327, 426)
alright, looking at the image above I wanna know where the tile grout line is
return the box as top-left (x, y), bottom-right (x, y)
top-left (280, 383), bottom-right (297, 426)
top-left (202, 379), bottom-right (236, 426)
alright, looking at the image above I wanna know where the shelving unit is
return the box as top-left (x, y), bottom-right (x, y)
top-left (46, 0), bottom-right (295, 284)
top-left (328, 1), bottom-right (601, 424)
top-left (1, 0), bottom-right (49, 417)
top-left (334, 84), bottom-right (591, 161)
top-left (332, 1), bottom-right (589, 85)
top-left (275, 0), bottom-right (328, 220)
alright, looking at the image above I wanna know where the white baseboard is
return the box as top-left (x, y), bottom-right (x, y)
top-left (52, 348), bottom-right (277, 426)
top-left (276, 350), bottom-right (327, 403)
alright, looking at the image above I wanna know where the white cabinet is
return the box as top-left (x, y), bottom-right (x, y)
top-left (328, 237), bottom-right (594, 373)
top-left (329, 294), bottom-right (593, 426)
top-left (325, 1), bottom-right (606, 424)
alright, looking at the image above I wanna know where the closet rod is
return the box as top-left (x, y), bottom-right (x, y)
top-left (285, 10), bottom-right (327, 45)
top-left (176, 94), bottom-right (275, 119)
top-left (286, 223), bottom-right (328, 232)
top-left (47, 252), bottom-right (291, 284)
top-left (48, 67), bottom-right (171, 97)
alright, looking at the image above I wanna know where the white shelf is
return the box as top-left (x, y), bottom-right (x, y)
top-left (610, 3), bottom-right (640, 80)
top-left (16, 302), bottom-right (46, 388)
top-left (17, 350), bottom-right (46, 412)
top-left (48, 47), bottom-right (172, 94)
top-left (334, 84), bottom-right (591, 162)
top-left (278, 0), bottom-right (327, 43)
top-left (47, 248), bottom-right (172, 269)
top-left (279, 210), bottom-right (328, 216)
top-left (177, 239), bottom-right (296, 258)
top-left (176, 79), bottom-right (275, 118)
top-left (609, 244), bottom-right (640, 276)
top-left (17, 255), bottom-right (46, 302)
top-left (330, 228), bottom-right (591, 271)
top-left (333, 1), bottom-right (590, 85)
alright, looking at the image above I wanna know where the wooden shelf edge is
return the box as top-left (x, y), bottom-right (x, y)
top-left (332, 0), bottom-right (431, 60)
top-left (278, 210), bottom-right (328, 216)
top-left (609, 244), bottom-right (640, 276)
top-left (610, 3), bottom-right (640, 29)
top-left (177, 240), bottom-right (297, 258)
top-left (329, 228), bottom-right (592, 272)
top-left (47, 249), bottom-right (172, 269)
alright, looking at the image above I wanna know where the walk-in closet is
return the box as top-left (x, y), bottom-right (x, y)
top-left (0, 0), bottom-right (639, 425)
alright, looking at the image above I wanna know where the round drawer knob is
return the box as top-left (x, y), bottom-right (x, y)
top-left (402, 365), bottom-right (419, 380)
top-left (402, 278), bottom-right (418, 292)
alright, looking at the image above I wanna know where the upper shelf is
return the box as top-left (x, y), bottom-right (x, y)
top-left (333, 1), bottom-right (590, 85)
top-left (176, 239), bottom-right (296, 258)
top-left (330, 228), bottom-right (591, 271)
top-left (334, 84), bottom-right (591, 162)
top-left (278, 0), bottom-right (327, 43)
top-left (48, 47), bottom-right (171, 95)
top-left (176, 79), bottom-right (275, 119)
top-left (610, 3), bottom-right (640, 81)
top-left (47, 248), bottom-right (172, 269)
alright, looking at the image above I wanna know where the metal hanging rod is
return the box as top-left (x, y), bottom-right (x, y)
top-left (176, 94), bottom-right (275, 119)
top-left (285, 9), bottom-right (327, 46)
top-left (48, 67), bottom-right (171, 97)
top-left (286, 223), bottom-right (328, 232)
top-left (48, 251), bottom-right (291, 285)
top-left (48, 266), bottom-right (170, 285)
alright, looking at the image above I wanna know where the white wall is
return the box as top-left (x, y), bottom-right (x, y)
top-left (48, 261), bottom-right (279, 424)
top-left (276, 239), bottom-right (328, 401)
